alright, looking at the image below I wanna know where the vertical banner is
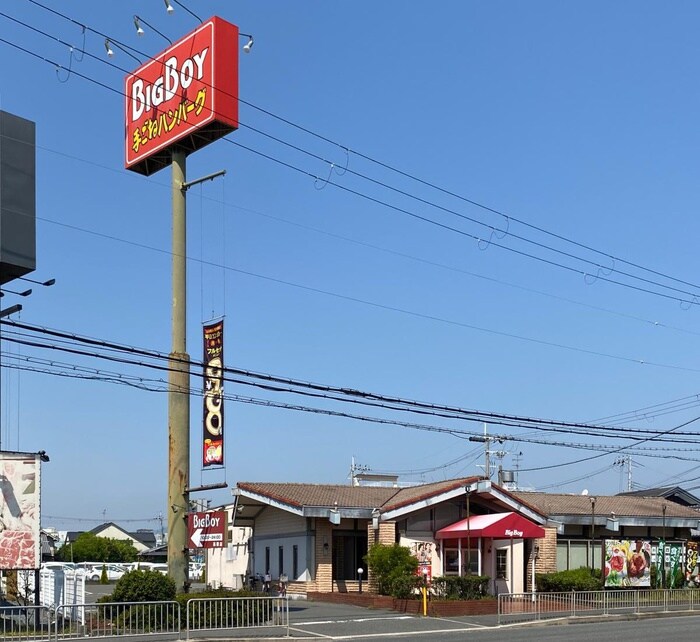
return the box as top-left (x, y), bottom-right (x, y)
top-left (203, 320), bottom-right (224, 467)
top-left (686, 541), bottom-right (699, 586)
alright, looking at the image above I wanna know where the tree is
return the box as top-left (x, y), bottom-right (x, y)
top-left (56, 532), bottom-right (138, 563)
top-left (112, 569), bottom-right (176, 602)
top-left (364, 543), bottom-right (419, 596)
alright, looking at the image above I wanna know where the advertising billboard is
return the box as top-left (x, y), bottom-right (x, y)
top-left (0, 452), bottom-right (41, 569)
top-left (125, 16), bottom-right (239, 176)
top-left (203, 320), bottom-right (224, 467)
top-left (0, 111), bottom-right (36, 285)
top-left (604, 539), bottom-right (651, 588)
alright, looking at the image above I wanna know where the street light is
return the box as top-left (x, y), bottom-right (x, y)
top-left (241, 34), bottom-right (254, 54)
top-left (357, 567), bottom-right (364, 594)
top-left (133, 15), bottom-right (172, 44)
top-left (662, 503), bottom-right (667, 589)
top-left (104, 39), bottom-right (142, 64)
top-left (0, 288), bottom-right (31, 297)
top-left (465, 486), bottom-right (472, 576)
top-left (18, 276), bottom-right (55, 287)
top-left (590, 496), bottom-right (596, 570)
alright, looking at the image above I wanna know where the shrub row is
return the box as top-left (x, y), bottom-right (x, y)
top-left (430, 575), bottom-right (490, 600)
top-left (536, 567), bottom-right (602, 592)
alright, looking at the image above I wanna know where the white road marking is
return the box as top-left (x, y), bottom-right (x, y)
top-left (288, 626), bottom-right (334, 638)
top-left (298, 616), bottom-right (415, 626)
top-left (329, 626), bottom-right (499, 640)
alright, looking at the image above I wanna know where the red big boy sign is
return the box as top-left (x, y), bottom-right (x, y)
top-left (125, 16), bottom-right (239, 175)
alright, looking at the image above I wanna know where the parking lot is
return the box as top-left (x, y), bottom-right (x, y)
top-left (285, 600), bottom-right (494, 639)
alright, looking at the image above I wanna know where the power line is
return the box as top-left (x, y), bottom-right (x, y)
top-left (6, 187), bottom-right (700, 379)
top-left (4, 357), bottom-right (699, 466)
top-left (518, 413), bottom-right (700, 473)
top-left (3, 127), bottom-right (700, 345)
top-left (23, 0), bottom-right (694, 298)
top-left (4, 9), bottom-right (700, 307)
top-left (5, 320), bottom-right (700, 448)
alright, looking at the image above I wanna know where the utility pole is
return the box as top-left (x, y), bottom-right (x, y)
top-left (168, 157), bottom-right (226, 592)
top-left (627, 455), bottom-right (633, 492)
top-left (469, 424), bottom-right (502, 479)
top-left (168, 147), bottom-right (190, 593)
top-left (513, 451), bottom-right (523, 490)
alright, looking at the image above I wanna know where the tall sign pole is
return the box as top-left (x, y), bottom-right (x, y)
top-left (168, 148), bottom-right (190, 591)
top-left (124, 16), bottom-right (240, 592)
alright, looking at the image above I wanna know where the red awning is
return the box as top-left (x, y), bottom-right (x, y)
top-left (435, 512), bottom-right (545, 539)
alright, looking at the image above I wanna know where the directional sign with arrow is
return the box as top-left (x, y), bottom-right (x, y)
top-left (187, 510), bottom-right (228, 549)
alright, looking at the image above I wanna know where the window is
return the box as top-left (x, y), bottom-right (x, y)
top-left (445, 550), bottom-right (459, 573)
top-left (496, 549), bottom-right (508, 580)
top-left (265, 547), bottom-right (270, 573)
top-left (278, 546), bottom-right (284, 577)
top-left (556, 540), bottom-right (603, 571)
top-left (293, 545), bottom-right (298, 579)
top-left (444, 549), bottom-right (478, 575)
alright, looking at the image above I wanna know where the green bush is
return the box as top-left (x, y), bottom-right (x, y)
top-left (387, 574), bottom-right (423, 599)
top-left (364, 543), bottom-right (419, 596)
top-left (431, 575), bottom-right (490, 600)
top-left (536, 567), bottom-right (602, 592)
top-left (112, 569), bottom-right (177, 602)
top-left (100, 565), bottom-right (108, 585)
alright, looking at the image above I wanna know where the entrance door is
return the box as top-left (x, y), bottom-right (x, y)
top-left (332, 530), bottom-right (368, 580)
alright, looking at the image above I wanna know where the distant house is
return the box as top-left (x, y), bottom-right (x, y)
top-left (137, 543), bottom-right (167, 563)
top-left (40, 530), bottom-right (59, 561)
top-left (89, 523), bottom-right (157, 553)
top-left (61, 523), bottom-right (157, 554)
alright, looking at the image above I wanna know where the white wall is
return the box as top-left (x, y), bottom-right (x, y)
top-left (251, 509), bottom-right (312, 582)
top-left (206, 525), bottom-right (252, 590)
top-left (92, 525), bottom-right (148, 553)
top-left (486, 538), bottom-right (524, 594)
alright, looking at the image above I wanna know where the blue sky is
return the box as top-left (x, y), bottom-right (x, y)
top-left (2, 1), bottom-right (700, 532)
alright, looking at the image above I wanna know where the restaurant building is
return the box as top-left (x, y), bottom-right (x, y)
top-left (225, 477), bottom-right (547, 595)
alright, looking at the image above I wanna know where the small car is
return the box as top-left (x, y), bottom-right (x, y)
top-left (86, 564), bottom-right (127, 582)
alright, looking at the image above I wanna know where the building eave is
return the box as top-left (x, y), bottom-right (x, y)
top-left (234, 487), bottom-right (304, 517)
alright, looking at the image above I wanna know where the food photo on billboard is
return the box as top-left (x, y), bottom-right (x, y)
top-left (604, 539), bottom-right (651, 588)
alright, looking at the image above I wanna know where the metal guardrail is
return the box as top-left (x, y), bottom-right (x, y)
top-left (185, 596), bottom-right (289, 639)
top-left (0, 596), bottom-right (290, 642)
top-left (0, 605), bottom-right (53, 642)
top-left (498, 588), bottom-right (700, 625)
top-left (54, 601), bottom-right (180, 639)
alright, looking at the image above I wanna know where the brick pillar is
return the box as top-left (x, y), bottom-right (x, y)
top-left (366, 521), bottom-right (395, 594)
top-left (315, 520), bottom-right (333, 592)
top-left (534, 528), bottom-right (558, 576)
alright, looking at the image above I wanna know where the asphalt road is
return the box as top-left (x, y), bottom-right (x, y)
top-left (285, 601), bottom-right (700, 640)
top-left (72, 591), bottom-right (700, 640)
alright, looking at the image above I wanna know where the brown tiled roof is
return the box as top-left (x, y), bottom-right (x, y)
top-left (238, 482), bottom-right (400, 509)
top-left (382, 477), bottom-right (481, 511)
top-left (239, 477), bottom-right (544, 516)
top-left (513, 492), bottom-right (700, 519)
